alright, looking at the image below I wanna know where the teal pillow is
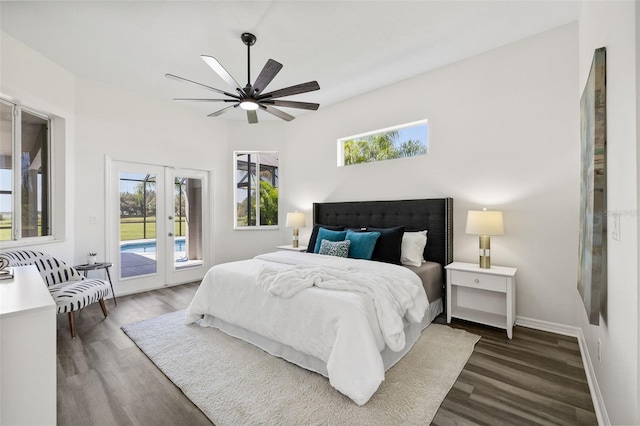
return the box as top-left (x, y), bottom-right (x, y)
top-left (318, 239), bottom-right (350, 257)
top-left (346, 230), bottom-right (381, 260)
top-left (313, 228), bottom-right (347, 253)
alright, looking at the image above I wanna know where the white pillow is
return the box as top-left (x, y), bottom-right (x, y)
top-left (401, 230), bottom-right (428, 267)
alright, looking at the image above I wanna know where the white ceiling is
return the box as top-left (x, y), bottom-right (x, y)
top-left (0, 1), bottom-right (580, 121)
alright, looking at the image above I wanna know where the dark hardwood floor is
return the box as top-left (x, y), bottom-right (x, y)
top-left (56, 283), bottom-right (597, 425)
top-left (56, 282), bottom-right (211, 425)
top-left (431, 319), bottom-right (598, 425)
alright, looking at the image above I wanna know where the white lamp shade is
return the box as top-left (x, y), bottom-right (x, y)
top-left (285, 212), bottom-right (306, 228)
top-left (466, 210), bottom-right (504, 236)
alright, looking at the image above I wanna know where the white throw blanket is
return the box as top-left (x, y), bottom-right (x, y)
top-left (257, 264), bottom-right (426, 352)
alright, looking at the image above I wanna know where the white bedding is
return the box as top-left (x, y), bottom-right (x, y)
top-left (185, 250), bottom-right (429, 405)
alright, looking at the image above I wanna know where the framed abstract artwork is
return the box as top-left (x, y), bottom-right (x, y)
top-left (578, 47), bottom-right (607, 325)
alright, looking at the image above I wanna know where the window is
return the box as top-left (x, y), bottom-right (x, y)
top-left (234, 151), bottom-right (278, 229)
top-left (0, 98), bottom-right (52, 242)
top-left (338, 119), bottom-right (429, 166)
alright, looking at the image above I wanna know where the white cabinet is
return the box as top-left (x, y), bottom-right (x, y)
top-left (445, 261), bottom-right (517, 339)
top-left (0, 265), bottom-right (56, 425)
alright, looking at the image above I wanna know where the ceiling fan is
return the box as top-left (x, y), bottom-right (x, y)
top-left (165, 32), bottom-right (320, 124)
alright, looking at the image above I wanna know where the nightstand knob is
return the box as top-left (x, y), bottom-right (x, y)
top-left (474, 278), bottom-right (480, 283)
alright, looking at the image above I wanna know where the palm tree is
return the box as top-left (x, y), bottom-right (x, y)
top-left (399, 139), bottom-right (428, 157)
top-left (343, 130), bottom-right (425, 165)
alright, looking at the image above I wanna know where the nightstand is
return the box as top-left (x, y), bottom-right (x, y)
top-left (445, 261), bottom-right (517, 339)
top-left (276, 245), bottom-right (308, 252)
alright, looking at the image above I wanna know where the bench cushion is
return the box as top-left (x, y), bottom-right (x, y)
top-left (48, 279), bottom-right (111, 314)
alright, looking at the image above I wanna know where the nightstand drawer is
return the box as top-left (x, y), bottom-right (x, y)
top-left (450, 270), bottom-right (507, 292)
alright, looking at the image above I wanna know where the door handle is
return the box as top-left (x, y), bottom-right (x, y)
top-left (168, 215), bottom-right (174, 220)
top-left (168, 232), bottom-right (174, 237)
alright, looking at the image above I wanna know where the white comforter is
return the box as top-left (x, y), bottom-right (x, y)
top-left (185, 251), bottom-right (428, 405)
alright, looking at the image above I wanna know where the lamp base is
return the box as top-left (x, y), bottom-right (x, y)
top-left (479, 235), bottom-right (491, 269)
top-left (292, 228), bottom-right (299, 248)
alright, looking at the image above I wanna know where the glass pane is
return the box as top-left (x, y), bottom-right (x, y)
top-left (119, 172), bottom-right (157, 278)
top-left (235, 152), bottom-right (278, 228)
top-left (0, 102), bottom-right (12, 241)
top-left (20, 110), bottom-right (50, 237)
top-left (236, 153), bottom-right (256, 227)
top-left (173, 176), bottom-right (203, 270)
top-left (259, 153), bottom-right (278, 226)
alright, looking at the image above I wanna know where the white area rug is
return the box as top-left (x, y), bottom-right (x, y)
top-left (122, 310), bottom-right (480, 425)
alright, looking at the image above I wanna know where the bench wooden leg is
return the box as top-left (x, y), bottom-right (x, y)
top-left (99, 299), bottom-right (108, 318)
top-left (68, 312), bottom-right (76, 339)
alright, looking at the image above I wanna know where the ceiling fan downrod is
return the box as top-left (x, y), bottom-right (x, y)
top-left (241, 32), bottom-right (256, 88)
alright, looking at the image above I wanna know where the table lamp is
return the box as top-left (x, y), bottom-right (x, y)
top-left (466, 209), bottom-right (504, 269)
top-left (285, 211), bottom-right (306, 248)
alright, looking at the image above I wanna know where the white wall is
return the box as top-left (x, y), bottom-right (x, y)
top-left (637, 4), bottom-right (640, 422)
top-left (578, 2), bottom-right (639, 424)
top-left (0, 33), bottom-right (76, 261)
top-left (74, 81), bottom-right (292, 269)
top-left (222, 120), bottom-right (288, 262)
top-left (284, 24), bottom-right (582, 326)
top-left (73, 77), bottom-right (238, 290)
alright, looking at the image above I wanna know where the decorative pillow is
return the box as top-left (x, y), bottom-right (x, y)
top-left (365, 226), bottom-right (405, 264)
top-left (307, 225), bottom-right (345, 253)
top-left (401, 230), bottom-right (428, 267)
top-left (318, 239), bottom-right (350, 258)
top-left (345, 229), bottom-right (381, 260)
top-left (313, 228), bottom-right (348, 253)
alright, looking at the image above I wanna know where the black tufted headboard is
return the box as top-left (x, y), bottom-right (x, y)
top-left (312, 198), bottom-right (453, 268)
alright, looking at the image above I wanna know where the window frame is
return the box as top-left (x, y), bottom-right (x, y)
top-left (337, 119), bottom-right (429, 167)
top-left (0, 96), bottom-right (56, 246)
top-left (233, 150), bottom-right (279, 230)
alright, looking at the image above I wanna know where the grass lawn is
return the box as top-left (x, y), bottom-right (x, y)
top-left (0, 220), bottom-right (9, 241)
top-left (120, 217), bottom-right (186, 241)
top-left (1, 217), bottom-right (186, 242)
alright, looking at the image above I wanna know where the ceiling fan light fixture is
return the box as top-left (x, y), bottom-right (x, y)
top-left (166, 32), bottom-right (320, 123)
top-left (239, 99), bottom-right (260, 111)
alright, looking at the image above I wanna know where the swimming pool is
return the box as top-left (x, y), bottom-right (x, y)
top-left (120, 238), bottom-right (186, 254)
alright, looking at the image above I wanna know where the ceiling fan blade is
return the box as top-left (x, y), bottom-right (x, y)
top-left (247, 110), bottom-right (258, 124)
top-left (260, 104), bottom-right (295, 121)
top-left (201, 55), bottom-right (245, 96)
top-left (265, 100), bottom-right (320, 110)
top-left (165, 74), bottom-right (239, 98)
top-left (173, 98), bottom-right (237, 102)
top-left (259, 81), bottom-right (320, 100)
top-left (251, 59), bottom-right (283, 96)
top-left (207, 104), bottom-right (238, 117)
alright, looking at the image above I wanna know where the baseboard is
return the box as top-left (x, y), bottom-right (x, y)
top-left (515, 316), bottom-right (610, 426)
top-left (112, 280), bottom-right (196, 298)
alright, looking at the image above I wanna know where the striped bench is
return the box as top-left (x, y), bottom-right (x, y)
top-left (2, 250), bottom-right (111, 338)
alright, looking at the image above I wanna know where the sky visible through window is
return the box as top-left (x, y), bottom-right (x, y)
top-left (0, 170), bottom-right (9, 212)
top-left (0, 169), bottom-right (44, 212)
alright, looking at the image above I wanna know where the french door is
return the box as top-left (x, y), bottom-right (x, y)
top-left (109, 160), bottom-right (210, 295)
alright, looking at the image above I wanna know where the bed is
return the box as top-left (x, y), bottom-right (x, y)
top-left (186, 198), bottom-right (453, 405)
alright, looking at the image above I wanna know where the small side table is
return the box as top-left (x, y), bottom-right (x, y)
top-left (445, 261), bottom-right (517, 338)
top-left (74, 262), bottom-right (116, 306)
top-left (276, 245), bottom-right (308, 252)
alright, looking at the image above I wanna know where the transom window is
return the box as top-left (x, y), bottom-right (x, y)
top-left (338, 119), bottom-right (429, 166)
top-left (234, 151), bottom-right (279, 229)
top-left (0, 98), bottom-right (52, 242)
